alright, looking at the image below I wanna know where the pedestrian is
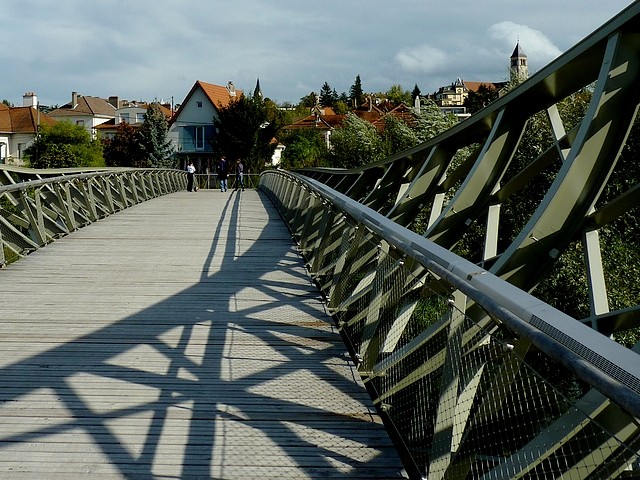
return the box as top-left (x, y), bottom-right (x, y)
top-left (186, 161), bottom-right (195, 192)
top-left (235, 159), bottom-right (245, 191)
top-left (217, 156), bottom-right (228, 192)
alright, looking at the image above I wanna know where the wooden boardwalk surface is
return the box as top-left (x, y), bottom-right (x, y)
top-left (0, 189), bottom-right (406, 479)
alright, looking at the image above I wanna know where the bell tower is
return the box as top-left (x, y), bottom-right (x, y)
top-left (510, 42), bottom-right (528, 82)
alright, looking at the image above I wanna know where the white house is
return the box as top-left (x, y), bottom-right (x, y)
top-left (169, 80), bottom-right (241, 172)
top-left (48, 92), bottom-right (116, 138)
top-left (94, 99), bottom-right (173, 140)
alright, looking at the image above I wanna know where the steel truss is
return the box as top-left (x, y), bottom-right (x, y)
top-left (260, 4), bottom-right (640, 479)
top-left (0, 166), bottom-right (186, 265)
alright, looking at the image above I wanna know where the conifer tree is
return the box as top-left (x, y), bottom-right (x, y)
top-left (349, 75), bottom-right (364, 108)
top-left (139, 102), bottom-right (174, 167)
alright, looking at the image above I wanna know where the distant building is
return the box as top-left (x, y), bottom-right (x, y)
top-left (0, 93), bottom-right (57, 165)
top-left (169, 80), bottom-right (242, 172)
top-left (510, 41), bottom-right (529, 82)
top-left (48, 92), bottom-right (116, 138)
top-left (430, 43), bottom-right (523, 120)
top-left (94, 100), bottom-right (173, 140)
top-left (284, 96), bottom-right (414, 150)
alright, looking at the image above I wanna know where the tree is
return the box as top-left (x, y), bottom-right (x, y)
top-left (138, 103), bottom-right (173, 167)
top-left (319, 82), bottom-right (338, 107)
top-left (25, 121), bottom-right (104, 169)
top-left (212, 93), bottom-right (278, 173)
top-left (386, 84), bottom-right (411, 105)
top-left (280, 128), bottom-right (329, 170)
top-left (299, 93), bottom-right (317, 108)
top-left (412, 84), bottom-right (421, 104)
top-left (329, 112), bottom-right (384, 169)
top-left (464, 84), bottom-right (499, 114)
top-left (382, 115), bottom-right (418, 156)
top-left (102, 122), bottom-right (148, 167)
top-left (349, 75), bottom-right (364, 108)
top-left (412, 99), bottom-right (458, 142)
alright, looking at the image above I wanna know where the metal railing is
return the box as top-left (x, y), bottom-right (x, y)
top-left (194, 173), bottom-right (261, 191)
top-left (258, 5), bottom-right (640, 477)
top-left (0, 166), bottom-right (186, 266)
top-left (260, 170), bottom-right (640, 479)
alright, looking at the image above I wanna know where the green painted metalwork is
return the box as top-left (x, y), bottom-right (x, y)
top-left (0, 166), bottom-right (186, 265)
top-left (259, 4), bottom-right (640, 478)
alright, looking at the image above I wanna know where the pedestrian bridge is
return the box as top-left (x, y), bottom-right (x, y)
top-left (2, 3), bottom-right (640, 479)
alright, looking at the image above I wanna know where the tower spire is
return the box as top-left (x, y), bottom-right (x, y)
top-left (510, 41), bottom-right (528, 82)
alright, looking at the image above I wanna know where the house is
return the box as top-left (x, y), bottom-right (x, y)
top-left (284, 96), bottom-right (415, 150)
top-left (430, 43), bottom-right (523, 120)
top-left (94, 100), bottom-right (173, 140)
top-left (169, 80), bottom-right (242, 172)
top-left (0, 93), bottom-right (57, 165)
top-left (48, 92), bottom-right (117, 138)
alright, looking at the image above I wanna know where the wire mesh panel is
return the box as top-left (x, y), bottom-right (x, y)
top-left (260, 170), bottom-right (640, 479)
top-left (0, 167), bottom-right (186, 266)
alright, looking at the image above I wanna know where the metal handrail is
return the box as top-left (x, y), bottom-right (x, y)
top-left (260, 169), bottom-right (640, 479)
top-left (0, 167), bottom-right (186, 265)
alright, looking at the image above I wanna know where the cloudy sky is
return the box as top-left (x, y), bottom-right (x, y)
top-left (1, 0), bottom-right (634, 108)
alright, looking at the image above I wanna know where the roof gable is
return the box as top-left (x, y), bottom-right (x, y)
top-left (172, 80), bottom-right (243, 125)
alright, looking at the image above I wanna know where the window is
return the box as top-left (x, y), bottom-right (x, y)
top-left (120, 113), bottom-right (130, 124)
top-left (197, 101), bottom-right (203, 108)
top-left (195, 126), bottom-right (204, 150)
top-left (76, 120), bottom-right (85, 127)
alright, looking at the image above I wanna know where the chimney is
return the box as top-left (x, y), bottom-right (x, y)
top-left (108, 96), bottom-right (119, 108)
top-left (72, 91), bottom-right (78, 109)
top-left (23, 92), bottom-right (38, 108)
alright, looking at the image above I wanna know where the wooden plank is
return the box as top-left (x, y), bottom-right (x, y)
top-left (0, 190), bottom-right (406, 479)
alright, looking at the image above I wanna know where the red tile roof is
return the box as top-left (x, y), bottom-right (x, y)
top-left (463, 81), bottom-right (504, 92)
top-left (198, 81), bottom-right (242, 109)
top-left (171, 80), bottom-right (243, 126)
top-left (0, 106), bottom-right (57, 133)
top-left (286, 102), bottom-right (416, 132)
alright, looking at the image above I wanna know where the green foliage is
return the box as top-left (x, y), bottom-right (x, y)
top-left (333, 100), bottom-right (349, 115)
top-left (279, 128), bottom-right (329, 170)
top-left (139, 103), bottom-right (174, 168)
top-left (464, 84), bottom-right (499, 114)
top-left (381, 115), bottom-right (418, 155)
top-left (319, 82), bottom-right (338, 107)
top-left (411, 84), bottom-right (421, 103)
top-left (386, 84), bottom-right (412, 105)
top-left (329, 113), bottom-right (384, 168)
top-left (212, 93), bottom-right (279, 173)
top-left (102, 122), bottom-right (148, 167)
top-left (299, 93), bottom-right (316, 108)
top-left (412, 99), bottom-right (458, 143)
top-left (25, 121), bottom-right (104, 169)
top-left (349, 75), bottom-right (364, 108)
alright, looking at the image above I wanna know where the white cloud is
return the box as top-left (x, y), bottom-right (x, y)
top-left (395, 45), bottom-right (448, 74)
top-left (487, 21), bottom-right (563, 66)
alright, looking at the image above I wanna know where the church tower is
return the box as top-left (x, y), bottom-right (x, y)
top-left (510, 42), bottom-right (528, 82)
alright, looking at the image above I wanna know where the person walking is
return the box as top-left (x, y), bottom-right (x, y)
top-left (235, 159), bottom-right (245, 191)
top-left (216, 157), bottom-right (229, 192)
top-left (186, 161), bottom-right (196, 192)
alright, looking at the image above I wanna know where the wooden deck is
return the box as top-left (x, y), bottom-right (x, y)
top-left (0, 189), bottom-right (406, 479)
